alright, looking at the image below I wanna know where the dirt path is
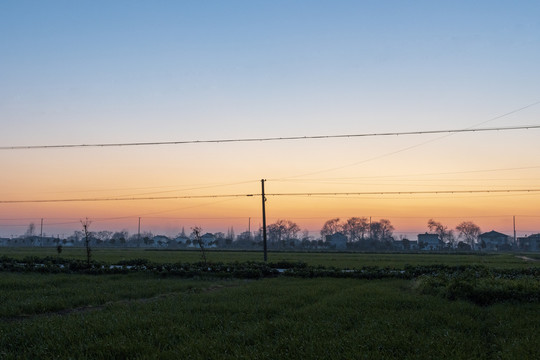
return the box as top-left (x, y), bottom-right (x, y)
top-left (516, 255), bottom-right (540, 262)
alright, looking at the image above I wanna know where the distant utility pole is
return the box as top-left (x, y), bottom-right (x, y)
top-left (40, 218), bottom-right (43, 246)
top-left (513, 215), bottom-right (517, 246)
top-left (138, 217), bottom-right (141, 248)
top-left (261, 179), bottom-right (267, 262)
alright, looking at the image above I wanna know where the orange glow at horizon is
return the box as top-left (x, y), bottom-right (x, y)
top-left (1, 190), bottom-right (539, 238)
top-left (2, 132), bottom-right (540, 238)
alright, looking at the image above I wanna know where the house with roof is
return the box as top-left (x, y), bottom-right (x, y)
top-left (174, 235), bottom-right (190, 246)
top-left (326, 232), bottom-right (347, 250)
top-left (393, 239), bottom-right (418, 251)
top-left (417, 233), bottom-right (440, 251)
top-left (190, 233), bottom-right (217, 248)
top-left (201, 233), bottom-right (217, 247)
top-left (518, 234), bottom-right (540, 251)
top-left (478, 230), bottom-right (512, 251)
top-left (152, 235), bottom-right (170, 248)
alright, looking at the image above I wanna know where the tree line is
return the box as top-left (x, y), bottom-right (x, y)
top-left (4, 217), bottom-right (483, 250)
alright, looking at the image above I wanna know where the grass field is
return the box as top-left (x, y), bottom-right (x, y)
top-left (1, 247), bottom-right (539, 268)
top-left (1, 273), bottom-right (539, 359)
top-left (1, 249), bottom-right (539, 359)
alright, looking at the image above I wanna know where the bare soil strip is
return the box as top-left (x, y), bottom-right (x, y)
top-left (516, 255), bottom-right (540, 262)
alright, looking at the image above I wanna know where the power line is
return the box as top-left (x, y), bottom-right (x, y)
top-left (272, 165), bottom-right (540, 182)
top-left (274, 99), bottom-right (540, 180)
top-left (1, 188), bottom-right (540, 204)
top-left (1, 124), bottom-right (539, 150)
top-left (266, 189), bottom-right (540, 197)
top-left (0, 194), bottom-right (257, 204)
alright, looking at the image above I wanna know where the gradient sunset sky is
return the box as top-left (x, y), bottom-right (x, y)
top-left (1, 1), bottom-right (540, 238)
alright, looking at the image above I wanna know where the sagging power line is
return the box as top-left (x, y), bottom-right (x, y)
top-left (1, 188), bottom-right (540, 204)
top-left (1, 124), bottom-right (539, 150)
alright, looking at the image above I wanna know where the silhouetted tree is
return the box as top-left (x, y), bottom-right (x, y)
top-left (112, 230), bottom-right (128, 246)
top-left (379, 219), bottom-right (394, 240)
top-left (25, 223), bottom-right (36, 237)
top-left (267, 219), bottom-right (300, 247)
top-left (369, 219), bottom-right (394, 241)
top-left (456, 221), bottom-right (481, 249)
top-left (192, 227), bottom-right (207, 266)
top-left (81, 218), bottom-right (92, 267)
top-left (427, 219), bottom-right (454, 245)
top-left (343, 217), bottom-right (369, 242)
top-left (320, 218), bottom-right (343, 239)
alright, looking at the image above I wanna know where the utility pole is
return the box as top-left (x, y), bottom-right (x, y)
top-left (138, 217), bottom-right (141, 248)
top-left (513, 215), bottom-right (517, 246)
top-left (248, 217), bottom-right (251, 234)
top-left (40, 218), bottom-right (43, 246)
top-left (261, 179), bottom-right (267, 262)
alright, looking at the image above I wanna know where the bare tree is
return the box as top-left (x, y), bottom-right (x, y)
top-left (379, 219), bottom-right (394, 240)
top-left (81, 218), bottom-right (92, 267)
top-left (280, 219), bottom-right (300, 240)
top-left (369, 219), bottom-right (394, 241)
top-left (320, 218), bottom-right (343, 239)
top-left (456, 221), bottom-right (481, 249)
top-left (192, 227), bottom-right (207, 266)
top-left (370, 221), bottom-right (382, 241)
top-left (427, 219), bottom-right (454, 245)
top-left (95, 230), bottom-right (113, 245)
top-left (267, 219), bottom-right (300, 247)
top-left (25, 223), bottom-right (36, 238)
top-left (343, 217), bottom-right (369, 242)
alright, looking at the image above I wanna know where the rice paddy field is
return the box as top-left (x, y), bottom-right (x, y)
top-left (1, 249), bottom-right (539, 359)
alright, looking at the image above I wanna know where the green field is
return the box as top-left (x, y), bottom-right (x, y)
top-left (1, 249), bottom-right (539, 359)
top-left (2, 247), bottom-right (539, 268)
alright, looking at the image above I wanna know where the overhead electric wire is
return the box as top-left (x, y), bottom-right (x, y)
top-left (1, 124), bottom-right (539, 150)
top-left (0, 194), bottom-right (257, 204)
top-left (1, 188), bottom-right (540, 204)
top-left (273, 165), bottom-right (540, 182)
top-left (273, 99), bottom-right (540, 180)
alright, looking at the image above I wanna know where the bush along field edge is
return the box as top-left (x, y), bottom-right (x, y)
top-left (1, 255), bottom-right (540, 306)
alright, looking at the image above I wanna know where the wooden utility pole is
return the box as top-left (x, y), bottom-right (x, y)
top-left (513, 215), bottom-right (517, 246)
top-left (138, 217), bottom-right (141, 248)
top-left (261, 179), bottom-right (267, 262)
top-left (40, 218), bottom-right (43, 246)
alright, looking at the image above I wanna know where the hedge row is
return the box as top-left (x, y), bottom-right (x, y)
top-left (1, 255), bottom-right (539, 280)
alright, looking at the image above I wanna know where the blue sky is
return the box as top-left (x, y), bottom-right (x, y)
top-left (2, 0), bottom-right (539, 142)
top-left (1, 1), bottom-right (540, 237)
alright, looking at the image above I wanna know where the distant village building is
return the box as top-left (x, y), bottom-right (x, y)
top-left (478, 230), bottom-right (512, 251)
top-left (190, 233), bottom-right (217, 248)
top-left (200, 233), bottom-right (217, 247)
top-left (417, 233), bottom-right (440, 251)
top-left (393, 239), bottom-right (418, 251)
top-left (152, 235), bottom-right (170, 248)
top-left (174, 236), bottom-right (190, 246)
top-left (518, 234), bottom-right (540, 252)
top-left (326, 232), bottom-right (347, 250)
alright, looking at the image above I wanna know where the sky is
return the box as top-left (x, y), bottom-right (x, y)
top-left (1, 0), bottom-right (540, 239)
